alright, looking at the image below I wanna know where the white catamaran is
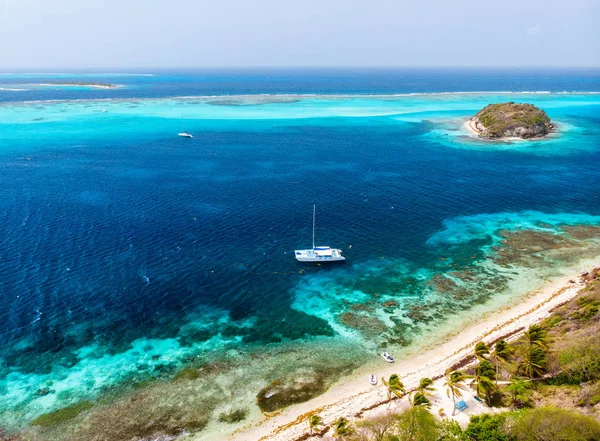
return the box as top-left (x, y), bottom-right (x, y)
top-left (295, 205), bottom-right (345, 262)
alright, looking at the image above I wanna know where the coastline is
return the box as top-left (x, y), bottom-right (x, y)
top-left (463, 118), bottom-right (558, 142)
top-left (228, 260), bottom-right (597, 441)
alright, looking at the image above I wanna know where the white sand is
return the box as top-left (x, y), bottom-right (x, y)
top-left (229, 262), bottom-right (595, 441)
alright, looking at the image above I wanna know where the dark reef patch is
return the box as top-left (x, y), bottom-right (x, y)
top-left (339, 312), bottom-right (388, 337)
top-left (562, 224), bottom-right (600, 240)
top-left (256, 371), bottom-right (327, 413)
top-left (218, 408), bottom-right (249, 424)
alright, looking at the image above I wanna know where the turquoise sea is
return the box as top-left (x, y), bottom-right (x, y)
top-left (1, 69), bottom-right (600, 440)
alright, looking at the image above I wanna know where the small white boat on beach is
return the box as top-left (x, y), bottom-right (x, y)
top-left (178, 132), bottom-right (193, 138)
top-left (381, 352), bottom-right (394, 363)
top-left (295, 205), bottom-right (345, 263)
top-left (369, 374), bottom-right (377, 385)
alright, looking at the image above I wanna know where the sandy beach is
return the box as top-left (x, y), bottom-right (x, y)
top-left (464, 119), bottom-right (484, 137)
top-left (229, 260), bottom-right (597, 441)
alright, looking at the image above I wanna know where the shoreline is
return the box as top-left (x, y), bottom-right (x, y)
top-left (463, 119), bottom-right (557, 142)
top-left (229, 260), bottom-right (597, 441)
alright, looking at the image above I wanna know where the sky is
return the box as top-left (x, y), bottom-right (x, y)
top-left (0, 0), bottom-right (598, 69)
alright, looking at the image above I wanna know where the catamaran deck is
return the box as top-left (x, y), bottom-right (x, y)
top-left (295, 246), bottom-right (345, 262)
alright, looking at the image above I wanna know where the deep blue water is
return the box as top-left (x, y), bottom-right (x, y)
top-left (2, 68), bottom-right (600, 102)
top-left (1, 70), bottom-right (600, 428)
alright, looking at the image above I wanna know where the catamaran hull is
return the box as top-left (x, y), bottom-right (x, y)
top-left (294, 247), bottom-right (345, 262)
top-left (295, 256), bottom-right (346, 262)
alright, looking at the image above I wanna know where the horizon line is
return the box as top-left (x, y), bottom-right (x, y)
top-left (1, 65), bottom-right (600, 72)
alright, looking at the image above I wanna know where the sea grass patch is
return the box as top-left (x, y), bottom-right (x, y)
top-left (339, 312), bottom-right (388, 336)
top-left (55, 386), bottom-right (216, 441)
top-left (30, 401), bottom-right (94, 427)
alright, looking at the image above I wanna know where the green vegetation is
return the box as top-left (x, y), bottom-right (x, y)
top-left (308, 413), bottom-right (324, 434)
top-left (506, 407), bottom-right (600, 441)
top-left (30, 401), bottom-right (94, 427)
top-left (471, 102), bottom-right (554, 139)
top-left (333, 416), bottom-right (354, 439)
top-left (395, 406), bottom-right (442, 441)
top-left (382, 374), bottom-right (407, 407)
top-left (339, 406), bottom-right (600, 441)
top-left (470, 360), bottom-right (498, 405)
top-left (503, 379), bottom-right (533, 408)
top-left (444, 370), bottom-right (467, 415)
top-left (463, 413), bottom-right (509, 441)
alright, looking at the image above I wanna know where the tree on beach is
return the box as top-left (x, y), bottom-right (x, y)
top-left (523, 324), bottom-right (548, 349)
top-left (470, 360), bottom-right (498, 405)
top-left (332, 417), bottom-right (353, 440)
top-left (519, 324), bottom-right (549, 380)
top-left (307, 413), bottom-right (323, 435)
top-left (444, 370), bottom-right (467, 415)
top-left (519, 344), bottom-right (548, 380)
top-left (492, 339), bottom-right (514, 383)
top-left (411, 391), bottom-right (432, 408)
top-left (405, 377), bottom-right (436, 409)
top-left (474, 341), bottom-right (491, 360)
top-left (381, 374), bottom-right (406, 408)
top-left (504, 378), bottom-right (534, 408)
top-left (417, 377), bottom-right (436, 396)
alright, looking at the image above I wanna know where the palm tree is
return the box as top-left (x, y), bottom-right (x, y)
top-left (523, 324), bottom-right (548, 349)
top-left (519, 344), bottom-right (548, 379)
top-left (444, 370), bottom-right (467, 415)
top-left (406, 377), bottom-right (436, 410)
top-left (492, 339), bottom-right (514, 383)
top-left (417, 377), bottom-right (436, 396)
top-left (519, 324), bottom-right (549, 380)
top-left (307, 413), bottom-right (323, 435)
top-left (381, 374), bottom-right (406, 407)
top-left (474, 341), bottom-right (490, 360)
top-left (471, 374), bottom-right (496, 406)
top-left (332, 416), bottom-right (353, 440)
top-left (411, 391), bottom-right (432, 408)
top-left (470, 360), bottom-right (498, 405)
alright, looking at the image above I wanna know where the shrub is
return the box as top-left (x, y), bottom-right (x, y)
top-left (463, 413), bottom-right (510, 441)
top-left (506, 407), bottom-right (600, 441)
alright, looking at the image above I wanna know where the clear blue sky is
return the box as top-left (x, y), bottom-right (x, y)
top-left (0, 0), bottom-right (598, 69)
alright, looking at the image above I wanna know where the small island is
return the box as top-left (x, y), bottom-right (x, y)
top-left (40, 81), bottom-right (120, 89)
top-left (467, 102), bottom-right (555, 140)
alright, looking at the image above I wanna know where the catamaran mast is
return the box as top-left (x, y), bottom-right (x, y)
top-left (312, 204), bottom-right (316, 249)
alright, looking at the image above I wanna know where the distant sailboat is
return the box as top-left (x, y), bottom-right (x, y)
top-left (295, 205), bottom-right (345, 262)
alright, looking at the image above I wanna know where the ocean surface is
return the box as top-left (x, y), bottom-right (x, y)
top-left (1, 69), bottom-right (600, 439)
